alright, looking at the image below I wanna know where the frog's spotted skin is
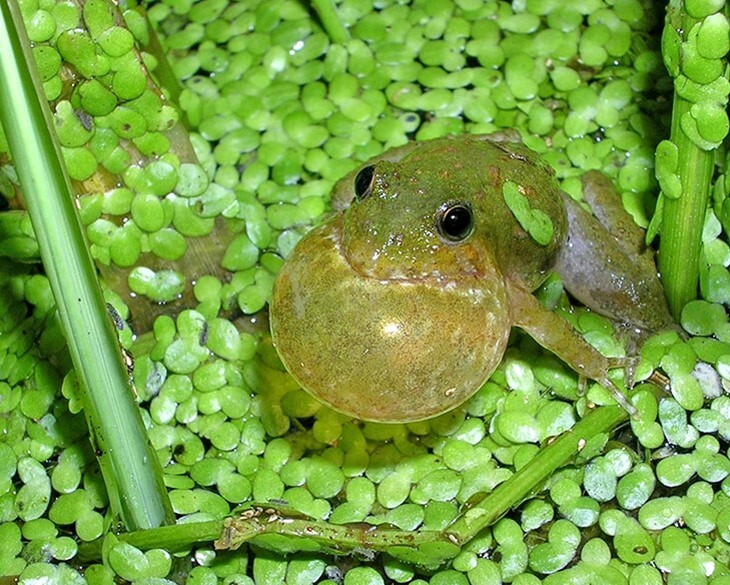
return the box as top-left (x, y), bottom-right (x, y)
top-left (270, 133), bottom-right (672, 423)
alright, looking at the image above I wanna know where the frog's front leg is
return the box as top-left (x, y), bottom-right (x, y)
top-left (555, 172), bottom-right (673, 332)
top-left (506, 279), bottom-right (636, 414)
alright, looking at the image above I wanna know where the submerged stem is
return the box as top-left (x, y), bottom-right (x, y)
top-left (446, 401), bottom-right (628, 542)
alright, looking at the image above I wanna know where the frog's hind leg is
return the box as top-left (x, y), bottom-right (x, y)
top-left (555, 175), bottom-right (673, 333)
top-left (555, 172), bottom-right (677, 393)
top-left (578, 170), bottom-right (647, 257)
top-left (578, 173), bottom-right (675, 330)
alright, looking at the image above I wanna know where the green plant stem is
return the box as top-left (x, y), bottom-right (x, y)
top-left (658, 96), bottom-right (714, 320)
top-left (0, 0), bottom-right (173, 530)
top-left (657, 7), bottom-right (717, 320)
top-left (76, 516), bottom-right (447, 562)
top-left (77, 520), bottom-right (225, 562)
top-left (77, 399), bottom-right (633, 564)
top-left (309, 0), bottom-right (349, 44)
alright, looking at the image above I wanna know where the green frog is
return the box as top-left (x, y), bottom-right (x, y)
top-left (269, 133), bottom-right (672, 423)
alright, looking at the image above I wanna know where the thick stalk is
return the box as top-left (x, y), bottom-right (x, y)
top-left (658, 94), bottom-right (715, 319)
top-left (446, 401), bottom-right (627, 542)
top-left (657, 2), bottom-right (727, 318)
top-left (0, 0), bottom-right (173, 530)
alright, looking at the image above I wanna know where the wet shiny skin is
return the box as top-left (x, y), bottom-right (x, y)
top-left (270, 133), bottom-right (672, 423)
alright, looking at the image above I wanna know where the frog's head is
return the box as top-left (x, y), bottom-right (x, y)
top-left (270, 135), bottom-right (571, 422)
top-left (270, 152), bottom-right (512, 423)
top-left (341, 159), bottom-right (492, 285)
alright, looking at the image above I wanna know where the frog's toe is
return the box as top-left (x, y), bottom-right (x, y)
top-left (599, 374), bottom-right (638, 418)
top-left (648, 370), bottom-right (672, 393)
top-left (576, 374), bottom-right (588, 398)
top-left (606, 355), bottom-right (640, 389)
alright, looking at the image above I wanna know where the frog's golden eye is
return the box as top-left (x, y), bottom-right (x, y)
top-left (354, 165), bottom-right (375, 200)
top-left (437, 203), bottom-right (474, 243)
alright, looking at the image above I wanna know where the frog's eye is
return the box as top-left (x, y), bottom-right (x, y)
top-left (354, 165), bottom-right (375, 200)
top-left (437, 203), bottom-right (473, 243)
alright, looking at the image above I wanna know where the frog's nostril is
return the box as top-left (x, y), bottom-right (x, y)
top-left (354, 165), bottom-right (375, 200)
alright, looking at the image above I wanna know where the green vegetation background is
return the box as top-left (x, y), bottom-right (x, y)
top-left (2, 0), bottom-right (730, 583)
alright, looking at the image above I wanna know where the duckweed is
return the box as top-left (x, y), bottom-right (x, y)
top-left (3, 0), bottom-right (730, 582)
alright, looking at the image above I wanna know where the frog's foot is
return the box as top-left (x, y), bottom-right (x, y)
top-left (605, 356), bottom-right (640, 416)
top-left (605, 355), bottom-right (641, 389)
top-left (577, 369), bottom-right (637, 417)
top-left (598, 374), bottom-right (638, 418)
top-left (606, 344), bottom-right (671, 396)
top-left (648, 370), bottom-right (671, 392)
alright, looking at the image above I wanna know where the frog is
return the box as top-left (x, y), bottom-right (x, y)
top-left (269, 132), bottom-right (673, 423)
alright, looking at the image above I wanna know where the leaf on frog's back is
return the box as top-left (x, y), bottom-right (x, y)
top-left (502, 180), bottom-right (554, 246)
top-left (529, 209), bottom-right (555, 247)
